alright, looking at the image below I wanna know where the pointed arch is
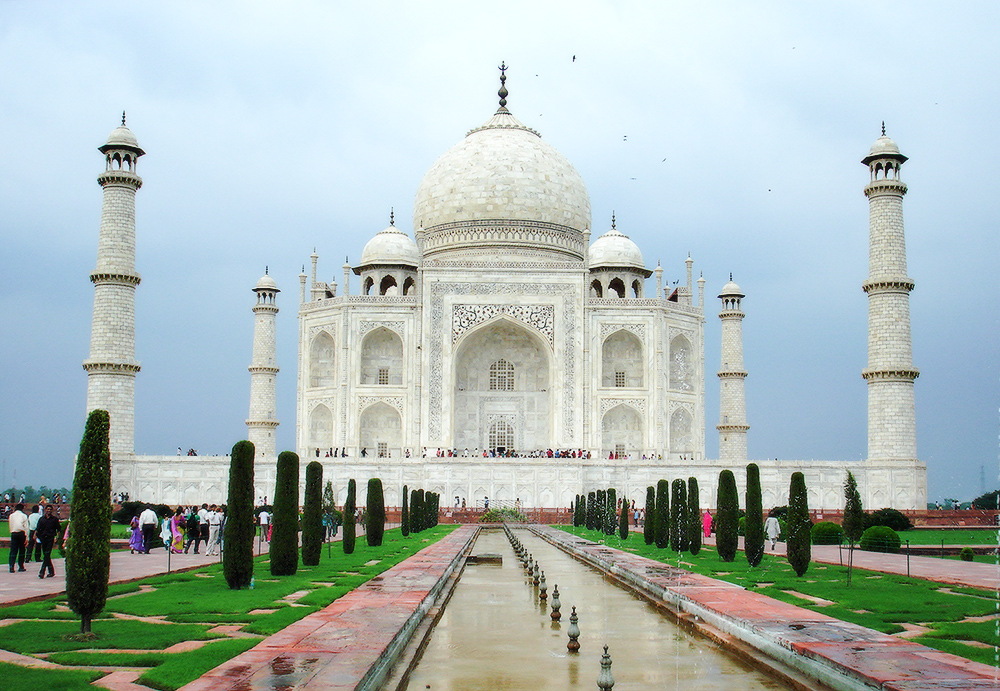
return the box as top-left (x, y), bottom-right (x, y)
top-left (608, 277), bottom-right (626, 298)
top-left (602, 329), bottom-right (643, 388)
top-left (379, 275), bottom-right (398, 295)
top-left (359, 401), bottom-right (401, 458)
top-left (402, 276), bottom-right (416, 295)
top-left (601, 403), bottom-right (643, 457)
top-left (309, 404), bottom-right (333, 451)
top-left (590, 279), bottom-right (603, 298)
top-left (309, 331), bottom-right (336, 387)
top-left (360, 327), bottom-right (403, 385)
top-left (363, 276), bottom-right (375, 295)
top-left (669, 407), bottom-right (693, 454)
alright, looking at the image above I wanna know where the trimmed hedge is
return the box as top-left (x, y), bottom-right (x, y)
top-left (644, 486), bottom-right (655, 545)
top-left (269, 451), bottom-right (300, 576)
top-left (960, 546), bottom-right (975, 562)
top-left (811, 521), bottom-right (844, 545)
top-left (365, 478), bottom-right (385, 547)
top-left (716, 470), bottom-right (738, 562)
top-left (860, 525), bottom-right (900, 553)
top-left (865, 508), bottom-right (913, 532)
top-left (301, 461), bottom-right (323, 566)
top-left (343, 479), bottom-right (356, 554)
top-left (618, 490), bottom-right (629, 540)
top-left (687, 477), bottom-right (701, 556)
top-left (401, 485), bottom-right (409, 537)
top-left (67, 409), bottom-right (112, 633)
top-left (671, 479), bottom-right (687, 552)
top-left (224, 440), bottom-right (256, 588)
top-left (655, 480), bottom-right (669, 549)
top-left (744, 463), bottom-right (764, 567)
top-left (786, 471), bottom-right (811, 576)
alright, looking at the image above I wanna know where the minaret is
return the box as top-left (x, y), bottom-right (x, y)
top-left (84, 113), bottom-right (144, 457)
top-left (862, 126), bottom-right (918, 462)
top-left (717, 275), bottom-right (749, 461)
top-left (247, 270), bottom-right (280, 460)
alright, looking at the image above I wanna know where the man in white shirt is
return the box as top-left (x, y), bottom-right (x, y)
top-left (205, 505), bottom-right (222, 556)
top-left (8, 503), bottom-right (29, 572)
top-left (26, 505), bottom-right (42, 563)
top-left (258, 509), bottom-right (270, 542)
top-left (197, 504), bottom-right (210, 553)
top-left (138, 505), bottom-right (158, 554)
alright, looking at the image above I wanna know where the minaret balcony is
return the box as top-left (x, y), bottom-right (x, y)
top-left (862, 277), bottom-right (914, 294)
top-left (716, 370), bottom-right (747, 379)
top-left (862, 367), bottom-right (919, 382)
top-left (90, 271), bottom-right (141, 286)
top-left (97, 170), bottom-right (142, 188)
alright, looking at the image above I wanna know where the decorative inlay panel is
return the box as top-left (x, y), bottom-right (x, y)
top-left (359, 321), bottom-right (405, 338)
top-left (308, 398), bottom-right (336, 413)
top-left (358, 396), bottom-right (404, 414)
top-left (599, 323), bottom-right (646, 341)
top-left (453, 304), bottom-right (554, 346)
top-left (308, 325), bottom-right (337, 341)
top-left (599, 398), bottom-right (646, 417)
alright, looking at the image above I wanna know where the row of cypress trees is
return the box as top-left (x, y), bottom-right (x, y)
top-left (645, 477), bottom-right (701, 556)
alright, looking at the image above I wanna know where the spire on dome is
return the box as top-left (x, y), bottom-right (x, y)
top-left (498, 61), bottom-right (508, 109)
top-left (881, 121), bottom-right (886, 136)
top-left (390, 208), bottom-right (395, 226)
top-left (265, 265), bottom-right (269, 275)
top-left (122, 110), bottom-right (126, 127)
top-left (611, 211), bottom-right (616, 230)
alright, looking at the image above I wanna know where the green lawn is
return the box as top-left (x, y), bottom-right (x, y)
top-left (559, 526), bottom-right (1000, 667)
top-left (899, 529), bottom-right (1000, 545)
top-left (0, 526), bottom-right (456, 690)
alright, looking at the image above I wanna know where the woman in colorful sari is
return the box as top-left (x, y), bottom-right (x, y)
top-left (129, 513), bottom-right (144, 554)
top-left (170, 507), bottom-right (186, 553)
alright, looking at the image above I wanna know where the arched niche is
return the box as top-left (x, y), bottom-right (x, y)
top-left (601, 404), bottom-right (643, 457)
top-left (359, 402), bottom-right (401, 457)
top-left (669, 335), bottom-right (694, 391)
top-left (360, 327), bottom-right (403, 385)
top-left (402, 276), bottom-right (416, 296)
top-left (363, 276), bottom-right (375, 295)
top-left (590, 279), bottom-right (603, 298)
top-left (602, 329), bottom-right (643, 388)
top-left (453, 318), bottom-right (551, 453)
top-left (309, 404), bottom-right (333, 451)
top-left (608, 277), bottom-right (626, 298)
top-left (380, 275), bottom-right (398, 296)
top-left (669, 407), bottom-right (693, 454)
top-left (309, 332), bottom-right (336, 388)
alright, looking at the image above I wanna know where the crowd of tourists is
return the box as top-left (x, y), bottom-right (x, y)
top-left (128, 503), bottom-right (225, 556)
top-left (7, 503), bottom-right (62, 578)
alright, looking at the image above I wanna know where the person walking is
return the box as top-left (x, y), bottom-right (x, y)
top-left (205, 505), bottom-right (222, 556)
top-left (184, 507), bottom-right (201, 553)
top-left (702, 509), bottom-right (713, 539)
top-left (764, 512), bottom-right (781, 550)
top-left (128, 514), bottom-right (144, 553)
top-left (198, 503), bottom-right (210, 554)
top-left (138, 504), bottom-right (158, 554)
top-left (26, 505), bottom-right (42, 563)
top-left (35, 504), bottom-right (61, 579)
top-left (8, 503), bottom-right (28, 573)
top-left (258, 508), bottom-right (270, 542)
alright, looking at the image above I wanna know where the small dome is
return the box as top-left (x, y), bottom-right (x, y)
top-left (359, 225), bottom-right (419, 267)
top-left (588, 227), bottom-right (644, 270)
top-left (862, 129), bottom-right (906, 165)
top-left (255, 274), bottom-right (278, 292)
top-left (719, 278), bottom-right (743, 298)
top-left (99, 125), bottom-right (145, 155)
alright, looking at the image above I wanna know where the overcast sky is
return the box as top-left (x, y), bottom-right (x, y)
top-left (2, 2), bottom-right (997, 504)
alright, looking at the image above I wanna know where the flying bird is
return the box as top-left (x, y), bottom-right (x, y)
top-left (572, 55), bottom-right (576, 62)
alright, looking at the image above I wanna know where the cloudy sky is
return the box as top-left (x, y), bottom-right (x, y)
top-left (2, 2), bottom-right (997, 503)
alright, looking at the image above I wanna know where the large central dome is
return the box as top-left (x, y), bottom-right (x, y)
top-left (413, 99), bottom-right (591, 263)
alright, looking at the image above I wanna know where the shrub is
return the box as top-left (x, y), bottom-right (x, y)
top-left (687, 477), bottom-right (701, 556)
top-left (606, 488), bottom-right (616, 535)
top-left (960, 546), bottom-right (975, 562)
top-left (865, 508), bottom-right (913, 532)
top-left (737, 516), bottom-right (746, 536)
top-left (618, 491), bottom-right (629, 540)
top-left (481, 507), bottom-right (527, 523)
top-left (269, 451), bottom-right (300, 576)
top-left (596, 490), bottom-right (606, 533)
top-left (716, 470), bottom-right (738, 562)
top-left (744, 463), bottom-right (764, 567)
top-left (859, 525), bottom-right (900, 553)
top-left (786, 472), bottom-right (811, 576)
top-left (644, 486), bottom-right (655, 545)
top-left (671, 479), bottom-right (687, 552)
top-left (401, 485), bottom-right (409, 537)
top-left (301, 461), bottom-right (323, 566)
top-left (972, 489), bottom-right (1000, 510)
top-left (343, 479), bottom-right (356, 554)
top-left (112, 501), bottom-right (170, 526)
top-left (223, 440), bottom-right (255, 588)
top-left (811, 521), bottom-right (844, 545)
top-left (587, 491), bottom-right (596, 531)
top-left (67, 409), bottom-right (112, 634)
top-left (655, 480), bottom-right (669, 549)
top-left (365, 478), bottom-right (385, 547)
top-left (410, 489), bottom-right (421, 534)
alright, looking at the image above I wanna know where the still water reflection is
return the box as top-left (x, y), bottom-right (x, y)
top-left (403, 529), bottom-right (787, 690)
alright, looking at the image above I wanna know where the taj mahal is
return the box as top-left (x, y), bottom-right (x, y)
top-left (84, 70), bottom-right (926, 511)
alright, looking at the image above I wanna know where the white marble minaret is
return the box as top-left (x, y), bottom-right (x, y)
top-left (862, 126), bottom-right (918, 462)
top-left (247, 271), bottom-right (280, 460)
top-left (717, 275), bottom-right (749, 461)
top-left (84, 114), bottom-right (144, 457)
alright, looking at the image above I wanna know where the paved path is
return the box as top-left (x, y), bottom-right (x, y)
top-left (700, 535), bottom-right (1000, 591)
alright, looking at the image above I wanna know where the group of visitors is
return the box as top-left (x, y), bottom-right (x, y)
top-left (128, 503), bottom-right (225, 556)
top-left (7, 503), bottom-right (61, 579)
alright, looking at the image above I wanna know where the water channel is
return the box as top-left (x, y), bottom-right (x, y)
top-left (402, 528), bottom-right (788, 690)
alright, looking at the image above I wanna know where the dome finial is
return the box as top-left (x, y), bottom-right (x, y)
top-left (611, 211), bottom-right (616, 230)
top-left (121, 110), bottom-right (126, 127)
top-left (881, 121), bottom-right (886, 137)
top-left (729, 272), bottom-right (733, 281)
top-left (390, 208), bottom-right (395, 226)
top-left (498, 61), bottom-right (509, 108)
top-left (265, 265), bottom-right (269, 275)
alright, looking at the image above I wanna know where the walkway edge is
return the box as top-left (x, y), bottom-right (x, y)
top-left (533, 526), bottom-right (1000, 691)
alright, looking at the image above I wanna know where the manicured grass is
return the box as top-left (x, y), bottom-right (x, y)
top-left (559, 526), bottom-right (1000, 667)
top-left (900, 529), bottom-right (1000, 545)
top-left (0, 525), bottom-right (456, 690)
top-left (0, 661), bottom-right (104, 690)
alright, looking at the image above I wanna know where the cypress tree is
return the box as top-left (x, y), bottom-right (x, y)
top-left (401, 484), bottom-right (409, 537)
top-left (606, 488), bottom-right (616, 535)
top-left (655, 479), bottom-right (669, 548)
top-left (716, 470), bottom-right (738, 562)
top-left (270, 451), bottom-right (300, 575)
top-left (322, 480), bottom-right (337, 539)
top-left (587, 491), bottom-right (596, 531)
top-left (343, 479), bottom-right (356, 555)
top-left (301, 461), bottom-right (323, 566)
top-left (842, 471), bottom-right (865, 586)
top-left (596, 490), bottom-right (605, 532)
top-left (618, 490), bottom-right (630, 540)
top-left (744, 463), bottom-right (764, 567)
top-left (223, 440), bottom-right (255, 589)
top-left (787, 472), bottom-right (811, 576)
top-left (66, 409), bottom-right (112, 634)
top-left (415, 489), bottom-right (426, 532)
top-left (687, 477), bottom-right (701, 556)
top-left (644, 486), bottom-right (655, 545)
top-left (671, 478), bottom-right (688, 552)
top-left (409, 488), bottom-right (420, 533)
top-left (366, 478), bottom-right (385, 546)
